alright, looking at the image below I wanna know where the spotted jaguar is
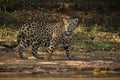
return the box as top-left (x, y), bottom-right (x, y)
top-left (3, 18), bottom-right (79, 60)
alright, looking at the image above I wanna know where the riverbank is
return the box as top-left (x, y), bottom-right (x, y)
top-left (0, 50), bottom-right (120, 78)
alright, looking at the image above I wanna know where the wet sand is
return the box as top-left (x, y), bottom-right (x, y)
top-left (0, 78), bottom-right (120, 80)
top-left (0, 50), bottom-right (120, 79)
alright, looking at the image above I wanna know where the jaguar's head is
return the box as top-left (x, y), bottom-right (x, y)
top-left (63, 18), bottom-right (79, 36)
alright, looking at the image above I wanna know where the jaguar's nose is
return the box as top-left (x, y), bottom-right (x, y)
top-left (65, 31), bottom-right (71, 36)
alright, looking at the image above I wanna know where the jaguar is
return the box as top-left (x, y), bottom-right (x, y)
top-left (3, 18), bottom-right (79, 60)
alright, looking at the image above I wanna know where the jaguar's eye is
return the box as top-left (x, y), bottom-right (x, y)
top-left (74, 18), bottom-right (79, 23)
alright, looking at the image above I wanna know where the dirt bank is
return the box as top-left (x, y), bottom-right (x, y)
top-left (0, 49), bottom-right (120, 76)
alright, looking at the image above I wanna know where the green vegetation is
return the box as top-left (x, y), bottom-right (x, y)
top-left (73, 24), bottom-right (120, 51)
top-left (0, 27), bottom-right (18, 45)
top-left (0, 1), bottom-right (120, 51)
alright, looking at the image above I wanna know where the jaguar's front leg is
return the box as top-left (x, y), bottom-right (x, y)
top-left (64, 44), bottom-right (74, 60)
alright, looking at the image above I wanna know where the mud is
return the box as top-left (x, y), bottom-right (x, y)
top-left (0, 49), bottom-right (120, 77)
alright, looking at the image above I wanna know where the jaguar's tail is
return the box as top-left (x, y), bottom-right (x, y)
top-left (1, 44), bottom-right (18, 49)
top-left (1, 33), bottom-right (21, 49)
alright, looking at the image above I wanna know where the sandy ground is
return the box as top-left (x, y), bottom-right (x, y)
top-left (0, 49), bottom-right (120, 78)
top-left (0, 48), bottom-right (120, 61)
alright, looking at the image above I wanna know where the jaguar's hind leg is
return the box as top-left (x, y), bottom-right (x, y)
top-left (47, 38), bottom-right (56, 60)
top-left (18, 38), bottom-right (29, 59)
top-left (31, 43), bottom-right (44, 59)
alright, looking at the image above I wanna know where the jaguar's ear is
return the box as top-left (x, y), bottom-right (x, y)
top-left (63, 18), bottom-right (68, 24)
top-left (74, 18), bottom-right (79, 23)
